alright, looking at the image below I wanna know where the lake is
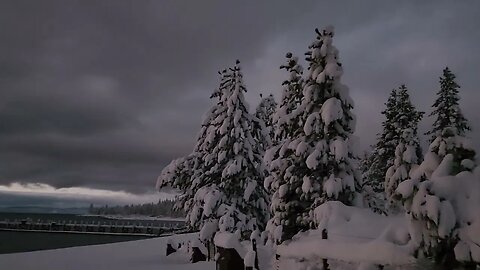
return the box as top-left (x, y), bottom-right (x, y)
top-left (0, 212), bottom-right (185, 254)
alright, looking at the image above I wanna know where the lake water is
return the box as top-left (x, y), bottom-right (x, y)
top-left (0, 230), bottom-right (152, 254)
top-left (0, 212), bottom-right (185, 254)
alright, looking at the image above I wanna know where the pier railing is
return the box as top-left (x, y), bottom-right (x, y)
top-left (0, 219), bottom-right (186, 236)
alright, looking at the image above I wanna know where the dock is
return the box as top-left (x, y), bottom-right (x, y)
top-left (0, 218), bottom-right (186, 236)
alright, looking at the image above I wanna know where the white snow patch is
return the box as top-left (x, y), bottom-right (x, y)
top-left (278, 202), bottom-right (413, 266)
top-left (0, 233), bottom-right (213, 270)
top-left (320, 97), bottom-right (343, 126)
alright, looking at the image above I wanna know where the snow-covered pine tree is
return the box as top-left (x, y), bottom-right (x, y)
top-left (384, 85), bottom-right (423, 214)
top-left (156, 83), bottom-right (227, 231)
top-left (301, 25), bottom-right (359, 210)
top-left (252, 94), bottom-right (275, 194)
top-left (395, 85), bottom-right (424, 160)
top-left (156, 154), bottom-right (197, 218)
top-left (158, 62), bottom-right (269, 240)
top-left (190, 61), bottom-right (269, 240)
top-left (359, 150), bottom-right (385, 214)
top-left (272, 52), bottom-right (304, 142)
top-left (156, 77), bottom-right (232, 231)
top-left (396, 71), bottom-right (477, 267)
top-left (265, 26), bottom-right (359, 243)
top-left (264, 53), bottom-right (305, 243)
top-left (422, 67), bottom-right (475, 174)
top-left (426, 67), bottom-right (470, 142)
top-left (255, 93), bottom-right (277, 145)
top-left (396, 135), bottom-right (478, 267)
top-left (362, 89), bottom-right (400, 214)
top-left (385, 128), bottom-right (421, 213)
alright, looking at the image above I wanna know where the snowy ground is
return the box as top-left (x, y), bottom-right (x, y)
top-left (0, 233), bottom-right (213, 270)
top-left (274, 202), bottom-right (418, 269)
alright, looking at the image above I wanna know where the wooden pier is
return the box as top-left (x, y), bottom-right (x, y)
top-left (0, 219), bottom-right (186, 236)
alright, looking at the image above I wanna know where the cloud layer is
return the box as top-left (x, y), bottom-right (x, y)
top-left (0, 182), bottom-right (174, 208)
top-left (0, 1), bottom-right (479, 195)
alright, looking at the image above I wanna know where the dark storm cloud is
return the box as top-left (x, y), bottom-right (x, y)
top-left (0, 0), bottom-right (317, 192)
top-left (0, 1), bottom-right (479, 194)
top-left (239, 1), bottom-right (480, 149)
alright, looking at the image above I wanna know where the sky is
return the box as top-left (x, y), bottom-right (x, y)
top-left (0, 1), bottom-right (479, 207)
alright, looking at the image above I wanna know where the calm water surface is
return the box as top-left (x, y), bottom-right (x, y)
top-left (0, 212), bottom-right (185, 254)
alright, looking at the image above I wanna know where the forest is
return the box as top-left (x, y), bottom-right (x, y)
top-left (157, 26), bottom-right (479, 269)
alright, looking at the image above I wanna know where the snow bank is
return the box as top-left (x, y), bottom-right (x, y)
top-left (0, 233), bottom-right (213, 270)
top-left (244, 248), bottom-right (256, 267)
top-left (278, 236), bottom-right (414, 266)
top-left (214, 231), bottom-right (274, 270)
top-left (191, 237), bottom-right (208, 257)
top-left (213, 231), bottom-right (246, 257)
top-left (277, 202), bottom-right (414, 266)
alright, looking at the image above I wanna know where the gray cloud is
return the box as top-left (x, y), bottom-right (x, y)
top-left (0, 1), bottom-right (479, 194)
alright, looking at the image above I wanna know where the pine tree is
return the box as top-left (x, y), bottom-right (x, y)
top-left (252, 94), bottom-right (276, 194)
top-left (385, 128), bottom-right (421, 213)
top-left (160, 61), bottom-right (270, 240)
top-left (396, 71), bottom-right (476, 267)
top-left (193, 62), bottom-right (268, 238)
top-left (156, 154), bottom-right (198, 217)
top-left (424, 67), bottom-right (474, 174)
top-left (384, 85), bottom-right (423, 213)
top-left (255, 93), bottom-right (277, 144)
top-left (426, 67), bottom-right (470, 142)
top-left (265, 26), bottom-right (359, 243)
top-left (156, 78), bottom-right (233, 221)
top-left (362, 89), bottom-right (400, 214)
top-left (359, 150), bottom-right (385, 214)
top-left (272, 52), bottom-right (304, 141)
top-left (397, 137), bottom-right (477, 267)
top-left (264, 53), bottom-right (305, 243)
top-left (395, 85), bottom-right (424, 160)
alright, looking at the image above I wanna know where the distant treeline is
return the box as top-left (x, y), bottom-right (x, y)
top-left (88, 199), bottom-right (185, 218)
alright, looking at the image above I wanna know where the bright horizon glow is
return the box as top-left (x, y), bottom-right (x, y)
top-left (0, 182), bottom-right (177, 206)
